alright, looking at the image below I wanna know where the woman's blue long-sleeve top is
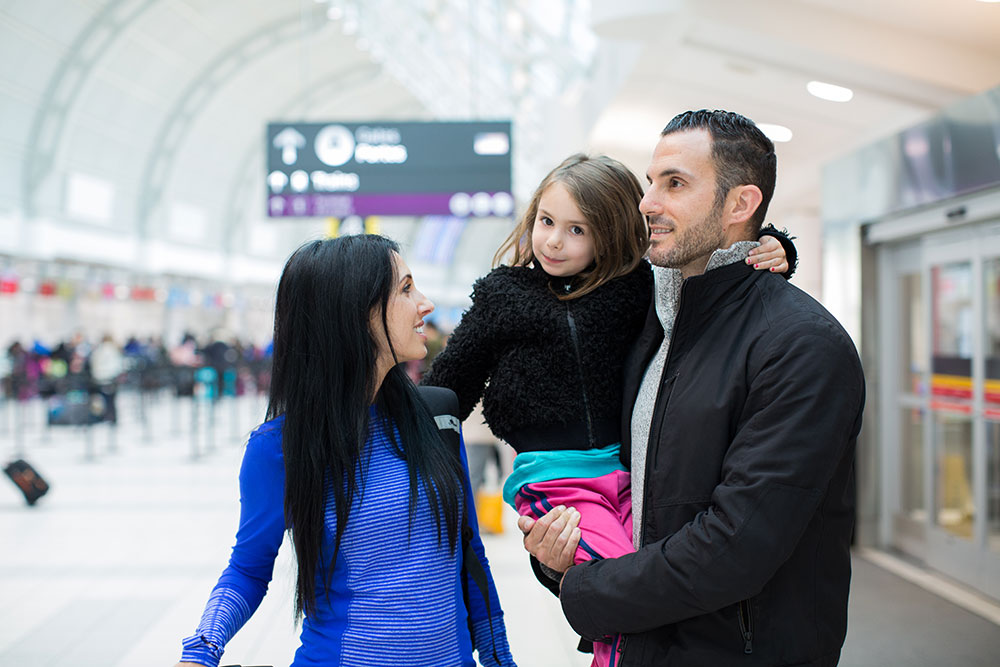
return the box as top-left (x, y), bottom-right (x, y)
top-left (180, 410), bottom-right (515, 667)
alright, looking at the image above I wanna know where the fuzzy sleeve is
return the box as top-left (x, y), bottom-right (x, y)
top-left (758, 225), bottom-right (797, 280)
top-left (422, 272), bottom-right (504, 421)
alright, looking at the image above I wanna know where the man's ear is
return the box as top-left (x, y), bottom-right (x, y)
top-left (721, 185), bottom-right (763, 242)
top-left (726, 184), bottom-right (763, 227)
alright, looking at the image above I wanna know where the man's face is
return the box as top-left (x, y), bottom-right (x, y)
top-left (640, 129), bottom-right (726, 277)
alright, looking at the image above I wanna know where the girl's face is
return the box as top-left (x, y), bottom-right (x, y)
top-left (531, 182), bottom-right (597, 278)
top-left (372, 253), bottom-right (435, 373)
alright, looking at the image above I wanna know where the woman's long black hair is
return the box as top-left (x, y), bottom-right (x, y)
top-left (266, 235), bottom-right (464, 620)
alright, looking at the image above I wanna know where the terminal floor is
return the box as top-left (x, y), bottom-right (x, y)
top-left (1, 395), bottom-right (999, 667)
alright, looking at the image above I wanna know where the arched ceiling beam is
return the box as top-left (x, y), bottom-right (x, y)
top-left (21, 0), bottom-right (159, 217)
top-left (136, 8), bottom-right (332, 240)
top-left (220, 62), bottom-right (386, 255)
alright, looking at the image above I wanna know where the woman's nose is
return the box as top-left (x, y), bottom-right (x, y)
top-left (419, 294), bottom-right (434, 316)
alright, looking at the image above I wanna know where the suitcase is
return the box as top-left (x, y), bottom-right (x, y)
top-left (475, 489), bottom-right (505, 535)
top-left (47, 390), bottom-right (107, 425)
top-left (3, 458), bottom-right (50, 506)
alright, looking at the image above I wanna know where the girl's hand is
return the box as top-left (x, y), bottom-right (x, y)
top-left (747, 235), bottom-right (788, 274)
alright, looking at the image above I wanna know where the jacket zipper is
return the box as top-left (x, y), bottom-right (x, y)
top-left (640, 285), bottom-right (688, 547)
top-left (628, 284), bottom-right (691, 666)
top-left (565, 303), bottom-right (596, 448)
top-left (738, 599), bottom-right (754, 654)
top-left (615, 634), bottom-right (627, 665)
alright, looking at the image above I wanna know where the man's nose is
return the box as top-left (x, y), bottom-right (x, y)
top-left (639, 191), bottom-right (660, 217)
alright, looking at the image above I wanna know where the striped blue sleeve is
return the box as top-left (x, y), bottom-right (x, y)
top-left (180, 424), bottom-right (287, 667)
top-left (458, 432), bottom-right (517, 667)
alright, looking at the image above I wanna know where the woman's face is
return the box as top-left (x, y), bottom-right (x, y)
top-left (373, 253), bottom-right (435, 371)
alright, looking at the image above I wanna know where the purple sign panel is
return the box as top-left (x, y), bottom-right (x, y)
top-left (267, 191), bottom-right (515, 218)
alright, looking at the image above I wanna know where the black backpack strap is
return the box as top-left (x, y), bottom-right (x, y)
top-left (417, 386), bottom-right (500, 665)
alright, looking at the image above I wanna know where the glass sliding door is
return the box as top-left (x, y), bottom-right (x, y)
top-left (894, 250), bottom-right (927, 526)
top-left (878, 241), bottom-right (925, 548)
top-left (876, 219), bottom-right (1000, 600)
top-left (985, 257), bottom-right (1000, 553)
top-left (930, 261), bottom-right (975, 540)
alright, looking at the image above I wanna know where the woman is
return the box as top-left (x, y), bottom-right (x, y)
top-left (175, 235), bottom-right (515, 667)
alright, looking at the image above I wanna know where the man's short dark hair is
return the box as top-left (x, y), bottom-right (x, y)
top-left (662, 110), bottom-right (776, 230)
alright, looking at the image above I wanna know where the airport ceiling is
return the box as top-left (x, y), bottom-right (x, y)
top-left (1, 0), bottom-right (999, 286)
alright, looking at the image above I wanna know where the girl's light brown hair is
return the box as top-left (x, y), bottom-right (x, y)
top-left (493, 154), bottom-right (649, 300)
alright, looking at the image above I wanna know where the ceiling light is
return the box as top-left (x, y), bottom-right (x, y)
top-left (807, 80), bottom-right (854, 102)
top-left (757, 124), bottom-right (793, 143)
top-left (505, 10), bottom-right (525, 34)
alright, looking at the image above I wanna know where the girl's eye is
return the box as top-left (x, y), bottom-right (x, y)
top-left (570, 225), bottom-right (585, 236)
top-left (402, 282), bottom-right (412, 293)
top-left (540, 216), bottom-right (554, 226)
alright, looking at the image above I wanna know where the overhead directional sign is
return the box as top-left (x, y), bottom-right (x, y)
top-left (266, 120), bottom-right (513, 218)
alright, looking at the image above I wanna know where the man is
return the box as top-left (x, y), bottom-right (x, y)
top-left (520, 109), bottom-right (865, 666)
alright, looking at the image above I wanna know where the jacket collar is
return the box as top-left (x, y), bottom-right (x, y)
top-left (678, 260), bottom-right (760, 327)
top-left (632, 257), bottom-right (763, 383)
top-left (651, 240), bottom-right (758, 331)
top-left (528, 261), bottom-right (574, 293)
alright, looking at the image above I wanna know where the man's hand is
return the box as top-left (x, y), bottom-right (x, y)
top-left (747, 235), bottom-right (789, 274)
top-left (517, 505), bottom-right (581, 576)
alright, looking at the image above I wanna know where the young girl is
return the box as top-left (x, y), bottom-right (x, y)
top-left (422, 154), bottom-right (792, 667)
top-left (175, 236), bottom-right (515, 667)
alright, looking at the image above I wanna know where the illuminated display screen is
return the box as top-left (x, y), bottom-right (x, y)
top-left (265, 120), bottom-right (513, 218)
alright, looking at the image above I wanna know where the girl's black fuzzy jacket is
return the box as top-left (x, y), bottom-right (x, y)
top-left (422, 262), bottom-right (652, 453)
top-left (422, 228), bottom-right (796, 454)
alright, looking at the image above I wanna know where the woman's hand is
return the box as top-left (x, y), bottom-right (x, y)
top-left (747, 235), bottom-right (788, 274)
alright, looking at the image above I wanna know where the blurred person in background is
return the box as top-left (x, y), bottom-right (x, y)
top-left (422, 153), bottom-right (793, 667)
top-left (200, 329), bottom-right (237, 400)
top-left (423, 319), bottom-right (445, 362)
top-left (0, 344), bottom-right (11, 397)
top-left (88, 334), bottom-right (124, 424)
top-left (141, 335), bottom-right (172, 392)
top-left (174, 235), bottom-right (514, 667)
top-left (405, 318), bottom-right (445, 383)
top-left (169, 333), bottom-right (201, 397)
top-left (4, 340), bottom-right (37, 401)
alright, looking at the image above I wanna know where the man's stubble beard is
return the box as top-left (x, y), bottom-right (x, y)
top-left (647, 201), bottom-right (726, 270)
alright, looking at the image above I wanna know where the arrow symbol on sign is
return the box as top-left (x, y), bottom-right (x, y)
top-left (273, 128), bottom-right (306, 165)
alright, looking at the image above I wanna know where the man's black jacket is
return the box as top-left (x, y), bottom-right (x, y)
top-left (558, 261), bottom-right (865, 666)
